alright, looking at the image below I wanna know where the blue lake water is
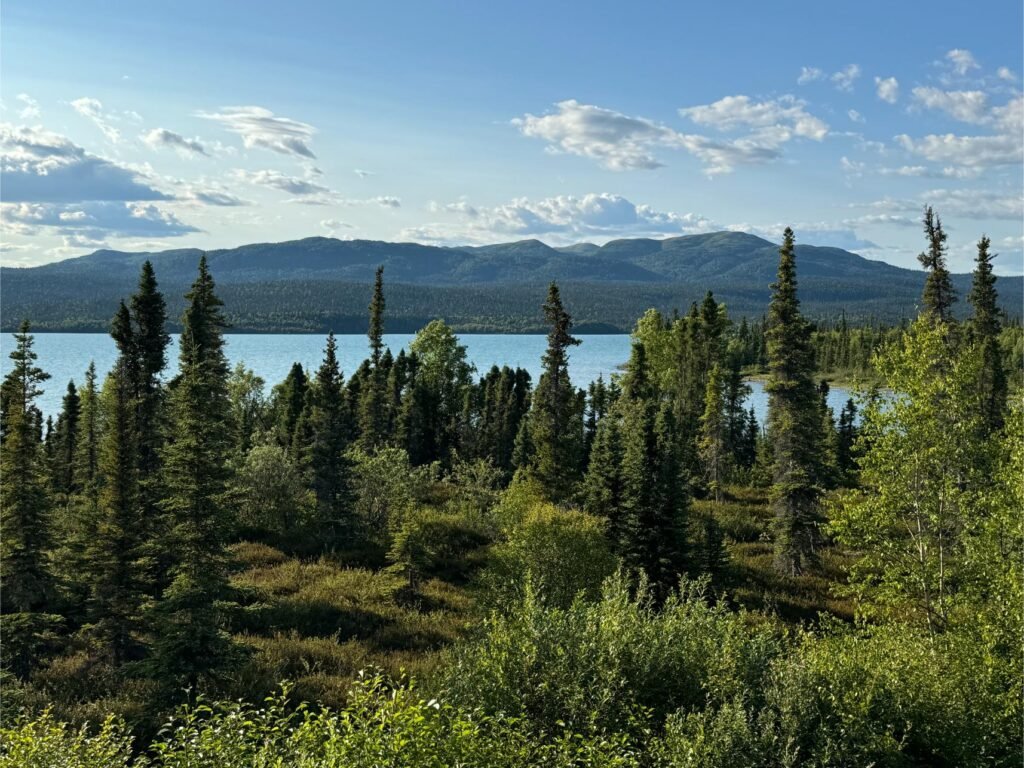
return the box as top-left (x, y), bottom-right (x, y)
top-left (3, 333), bottom-right (856, 424)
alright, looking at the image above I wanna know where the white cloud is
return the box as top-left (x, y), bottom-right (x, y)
top-left (339, 195), bottom-right (401, 208)
top-left (515, 97), bottom-right (829, 176)
top-left (911, 87), bottom-right (989, 124)
top-left (895, 95), bottom-right (1023, 171)
top-left (197, 106), bottom-right (316, 159)
top-left (895, 132), bottom-right (1021, 169)
top-left (857, 188), bottom-right (1022, 220)
top-left (0, 123), bottom-right (172, 203)
top-left (232, 168), bottom-right (333, 196)
top-left (353, 168), bottom-right (374, 178)
top-left (797, 66), bottom-right (824, 84)
top-left (514, 99), bottom-right (683, 171)
top-left (320, 218), bottom-right (353, 232)
top-left (840, 156), bottom-right (865, 176)
top-left (831, 64), bottom-right (861, 91)
top-left (679, 95), bottom-right (829, 139)
top-left (997, 67), bottom-right (1017, 82)
top-left (848, 109), bottom-right (864, 123)
top-left (400, 192), bottom-right (717, 245)
top-left (17, 94), bottom-right (39, 120)
top-left (142, 127), bottom-right (209, 156)
top-left (875, 76), bottom-right (899, 103)
top-left (70, 97), bottom-right (122, 143)
top-left (878, 164), bottom-right (982, 179)
top-left (945, 48), bottom-right (979, 76)
top-left (2, 201), bottom-right (199, 239)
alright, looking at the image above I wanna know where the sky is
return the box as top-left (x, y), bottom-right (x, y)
top-left (2, 0), bottom-right (1022, 274)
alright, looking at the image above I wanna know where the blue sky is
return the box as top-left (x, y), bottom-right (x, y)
top-left (2, 0), bottom-right (1021, 273)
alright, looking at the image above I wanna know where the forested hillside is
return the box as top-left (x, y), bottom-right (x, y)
top-left (4, 231), bottom-right (1020, 331)
top-left (2, 209), bottom-right (1021, 766)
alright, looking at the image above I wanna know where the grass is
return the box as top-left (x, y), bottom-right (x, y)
top-left (696, 486), bottom-right (855, 624)
top-left (225, 542), bottom-right (476, 708)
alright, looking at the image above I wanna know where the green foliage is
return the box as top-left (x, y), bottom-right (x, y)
top-left (520, 283), bottom-right (584, 502)
top-left (765, 228), bottom-right (823, 576)
top-left (482, 503), bottom-right (617, 609)
top-left (0, 710), bottom-right (134, 768)
top-left (234, 442), bottom-right (315, 534)
top-left (442, 573), bottom-right (780, 739)
top-left (829, 318), bottom-right (997, 633)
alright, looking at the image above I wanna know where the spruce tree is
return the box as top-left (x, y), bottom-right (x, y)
top-left (294, 333), bottom-right (352, 531)
top-left (51, 380), bottom-right (81, 496)
top-left (73, 363), bottom-right (101, 495)
top-left (969, 235), bottom-right (1006, 434)
top-left (129, 262), bottom-right (170, 555)
top-left (86, 360), bottom-right (146, 662)
top-left (918, 206), bottom-right (957, 323)
top-left (698, 363), bottom-right (728, 501)
top-left (766, 228), bottom-right (823, 576)
top-left (0, 322), bottom-right (54, 613)
top-left (359, 266), bottom-right (388, 450)
top-left (836, 399), bottom-right (858, 483)
top-left (523, 283), bottom-right (583, 502)
top-left (274, 362), bottom-right (308, 448)
top-left (151, 256), bottom-right (234, 687)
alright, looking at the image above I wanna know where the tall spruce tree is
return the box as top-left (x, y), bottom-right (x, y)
top-left (766, 228), bottom-right (823, 576)
top-left (359, 266), bottom-right (388, 450)
top-left (293, 333), bottom-right (351, 531)
top-left (918, 206), bottom-right (957, 323)
top-left (129, 262), bottom-right (170, 553)
top-left (74, 362), bottom-right (101, 494)
top-left (86, 360), bottom-right (146, 662)
top-left (0, 322), bottom-right (54, 613)
top-left (523, 283), bottom-right (583, 502)
top-left (51, 381), bottom-right (80, 496)
top-left (969, 235), bottom-right (1006, 434)
top-left (151, 256), bottom-right (234, 687)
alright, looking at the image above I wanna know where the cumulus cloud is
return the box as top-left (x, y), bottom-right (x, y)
top-left (514, 99), bottom-right (684, 171)
top-left (142, 127), bottom-right (209, 156)
top-left (400, 192), bottom-right (717, 245)
top-left (831, 64), bottom-right (861, 91)
top-left (911, 87), bottom-right (989, 124)
top-left (875, 76), bottom-right (899, 103)
top-left (2, 201), bottom-right (200, 239)
top-left (945, 48), bottom-right (979, 76)
top-left (17, 94), bottom-right (39, 120)
top-left (797, 66), bottom-right (824, 84)
top-left (197, 106), bottom-right (316, 159)
top-left (679, 95), bottom-right (829, 139)
top-left (848, 109), bottom-right (865, 123)
top-left (515, 97), bottom-right (829, 176)
top-left (70, 97), bottom-right (122, 143)
top-left (0, 123), bottom-right (172, 203)
top-left (997, 67), bottom-right (1017, 82)
top-left (895, 95), bottom-right (1022, 171)
top-left (895, 132), bottom-right (1021, 169)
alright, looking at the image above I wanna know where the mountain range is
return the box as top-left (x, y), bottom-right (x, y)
top-left (3, 232), bottom-right (1018, 333)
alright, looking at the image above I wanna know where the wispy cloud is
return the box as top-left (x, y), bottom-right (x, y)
top-left (198, 106), bottom-right (317, 159)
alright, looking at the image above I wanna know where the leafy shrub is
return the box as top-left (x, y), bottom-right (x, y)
top-left (441, 573), bottom-right (780, 738)
top-left (481, 503), bottom-right (618, 609)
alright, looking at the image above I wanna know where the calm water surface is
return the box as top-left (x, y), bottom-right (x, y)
top-left (3, 333), bottom-right (855, 424)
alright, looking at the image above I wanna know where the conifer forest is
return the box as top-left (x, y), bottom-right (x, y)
top-left (1, 206), bottom-right (1021, 766)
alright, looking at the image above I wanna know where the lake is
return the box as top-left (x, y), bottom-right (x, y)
top-left (2, 333), bottom-right (856, 424)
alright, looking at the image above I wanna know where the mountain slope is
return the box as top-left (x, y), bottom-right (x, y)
top-left (3, 232), bottom-right (1019, 332)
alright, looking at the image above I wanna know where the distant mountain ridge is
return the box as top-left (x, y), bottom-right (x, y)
top-left (3, 232), bottom-right (1018, 333)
